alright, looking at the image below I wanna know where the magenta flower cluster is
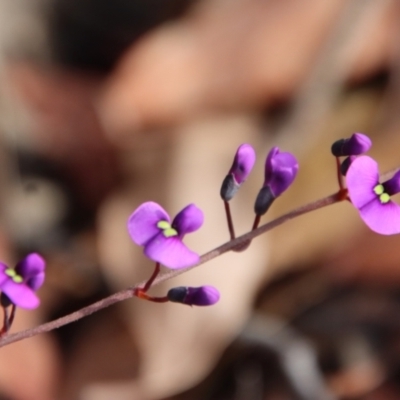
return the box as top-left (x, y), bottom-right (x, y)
top-left (330, 132), bottom-right (400, 235)
top-left (220, 143), bottom-right (299, 215)
top-left (347, 156), bottom-right (400, 235)
top-left (127, 133), bottom-right (400, 310)
top-left (0, 253), bottom-right (45, 309)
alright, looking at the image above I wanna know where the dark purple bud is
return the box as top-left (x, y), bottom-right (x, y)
top-left (263, 147), bottom-right (298, 197)
top-left (254, 186), bottom-right (275, 216)
top-left (340, 156), bottom-right (356, 176)
top-left (221, 144), bottom-right (256, 201)
top-left (220, 174), bottom-right (239, 201)
top-left (383, 170), bottom-right (400, 196)
top-left (331, 133), bottom-right (371, 157)
top-left (167, 285), bottom-right (220, 306)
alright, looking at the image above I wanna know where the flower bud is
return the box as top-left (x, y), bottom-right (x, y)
top-left (331, 133), bottom-right (371, 157)
top-left (254, 147), bottom-right (298, 216)
top-left (167, 285), bottom-right (220, 306)
top-left (254, 186), bottom-right (275, 216)
top-left (220, 144), bottom-right (256, 201)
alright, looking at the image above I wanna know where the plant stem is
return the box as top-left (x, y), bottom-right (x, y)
top-left (142, 263), bottom-right (160, 292)
top-left (0, 306), bottom-right (9, 335)
top-left (224, 201), bottom-right (235, 240)
top-left (0, 191), bottom-right (344, 348)
top-left (135, 291), bottom-right (169, 303)
top-left (336, 157), bottom-right (344, 190)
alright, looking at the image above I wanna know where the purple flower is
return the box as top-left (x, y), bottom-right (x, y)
top-left (254, 147), bottom-right (298, 215)
top-left (347, 156), bottom-right (400, 235)
top-left (128, 202), bottom-right (204, 269)
top-left (220, 144), bottom-right (256, 201)
top-left (331, 133), bottom-right (372, 157)
top-left (0, 253), bottom-right (45, 309)
top-left (167, 285), bottom-right (220, 306)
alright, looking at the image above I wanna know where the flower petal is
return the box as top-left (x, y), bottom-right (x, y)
top-left (359, 199), bottom-right (400, 235)
top-left (15, 253), bottom-right (45, 288)
top-left (27, 272), bottom-right (45, 291)
top-left (128, 202), bottom-right (170, 246)
top-left (172, 204), bottom-right (204, 236)
top-left (0, 263), bottom-right (10, 287)
top-left (1, 280), bottom-right (40, 309)
top-left (347, 156), bottom-right (379, 208)
top-left (144, 234), bottom-right (199, 269)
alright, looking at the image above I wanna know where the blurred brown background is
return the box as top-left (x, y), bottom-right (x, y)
top-left (1, 0), bottom-right (400, 399)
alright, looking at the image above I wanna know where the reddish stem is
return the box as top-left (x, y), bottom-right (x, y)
top-left (224, 201), bottom-right (235, 240)
top-left (252, 214), bottom-right (261, 231)
top-left (0, 306), bottom-right (9, 335)
top-left (134, 290), bottom-right (169, 303)
top-left (142, 262), bottom-right (160, 292)
top-left (8, 305), bottom-right (16, 328)
top-left (336, 157), bottom-right (344, 190)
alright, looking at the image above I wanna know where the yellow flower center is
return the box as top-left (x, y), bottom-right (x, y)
top-left (373, 184), bottom-right (390, 204)
top-left (157, 221), bottom-right (178, 237)
top-left (5, 268), bottom-right (23, 283)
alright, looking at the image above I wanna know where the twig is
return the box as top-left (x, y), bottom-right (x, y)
top-left (0, 191), bottom-right (343, 348)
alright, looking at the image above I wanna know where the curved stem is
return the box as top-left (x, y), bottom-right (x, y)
top-left (142, 263), bottom-right (160, 292)
top-left (336, 157), bottom-right (344, 190)
top-left (0, 191), bottom-right (344, 348)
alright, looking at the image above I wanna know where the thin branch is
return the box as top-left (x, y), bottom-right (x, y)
top-left (224, 200), bottom-right (236, 240)
top-left (0, 191), bottom-right (343, 348)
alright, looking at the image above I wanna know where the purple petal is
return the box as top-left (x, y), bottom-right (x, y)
top-left (128, 202), bottom-right (170, 246)
top-left (27, 272), bottom-right (45, 291)
top-left (185, 286), bottom-right (220, 306)
top-left (15, 253), bottom-right (45, 285)
top-left (359, 199), bottom-right (400, 235)
top-left (172, 204), bottom-right (204, 236)
top-left (1, 280), bottom-right (40, 309)
top-left (264, 148), bottom-right (298, 197)
top-left (0, 263), bottom-right (9, 287)
top-left (229, 144), bottom-right (256, 185)
top-left (144, 233), bottom-right (199, 269)
top-left (346, 156), bottom-right (379, 208)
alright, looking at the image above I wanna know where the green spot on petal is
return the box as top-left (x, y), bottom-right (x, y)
top-left (374, 184), bottom-right (384, 195)
top-left (380, 193), bottom-right (390, 203)
top-left (157, 220), bottom-right (171, 230)
top-left (163, 228), bottom-right (178, 237)
top-left (12, 276), bottom-right (23, 283)
top-left (5, 269), bottom-right (16, 277)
